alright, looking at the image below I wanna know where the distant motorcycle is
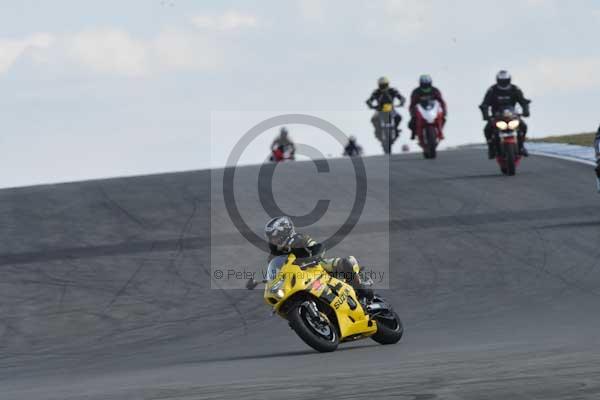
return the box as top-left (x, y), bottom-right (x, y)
top-left (270, 145), bottom-right (295, 163)
top-left (491, 108), bottom-right (522, 175)
top-left (414, 99), bottom-right (444, 159)
top-left (372, 99), bottom-right (403, 155)
top-left (378, 103), bottom-right (397, 155)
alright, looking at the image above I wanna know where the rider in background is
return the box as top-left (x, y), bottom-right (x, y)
top-left (408, 75), bottom-right (447, 140)
top-left (265, 216), bottom-right (373, 301)
top-left (366, 77), bottom-right (406, 143)
top-left (343, 135), bottom-right (363, 157)
top-left (271, 127), bottom-right (296, 160)
top-left (479, 70), bottom-right (531, 158)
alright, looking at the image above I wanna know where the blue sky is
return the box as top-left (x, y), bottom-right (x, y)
top-left (1, 0), bottom-right (600, 187)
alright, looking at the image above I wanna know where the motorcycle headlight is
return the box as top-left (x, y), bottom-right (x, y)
top-left (496, 121), bottom-right (508, 130)
top-left (508, 120), bottom-right (520, 130)
top-left (270, 277), bottom-right (284, 292)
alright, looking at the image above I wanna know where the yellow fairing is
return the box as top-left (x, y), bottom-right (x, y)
top-left (264, 254), bottom-right (377, 340)
top-left (382, 103), bottom-right (393, 112)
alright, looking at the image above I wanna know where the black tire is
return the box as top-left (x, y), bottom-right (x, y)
top-left (371, 310), bottom-right (403, 345)
top-left (382, 129), bottom-right (391, 154)
top-left (288, 301), bottom-right (339, 352)
top-left (505, 143), bottom-right (516, 176)
top-left (425, 126), bottom-right (437, 159)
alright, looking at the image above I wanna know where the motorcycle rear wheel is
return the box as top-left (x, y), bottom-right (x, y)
top-left (288, 301), bottom-right (339, 352)
top-left (371, 310), bottom-right (403, 345)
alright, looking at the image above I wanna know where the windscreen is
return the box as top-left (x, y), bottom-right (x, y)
top-left (266, 255), bottom-right (288, 281)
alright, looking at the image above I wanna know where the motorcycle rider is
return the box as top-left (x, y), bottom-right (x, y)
top-left (343, 135), bottom-right (363, 157)
top-left (366, 77), bottom-right (406, 143)
top-left (409, 74), bottom-right (447, 140)
top-left (480, 70), bottom-right (531, 158)
top-left (270, 127), bottom-right (296, 161)
top-left (265, 216), bottom-right (373, 300)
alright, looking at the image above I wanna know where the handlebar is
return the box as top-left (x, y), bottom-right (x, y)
top-left (490, 112), bottom-right (523, 120)
top-left (246, 278), bottom-right (267, 290)
top-left (369, 100), bottom-right (404, 110)
top-left (299, 259), bottom-right (320, 269)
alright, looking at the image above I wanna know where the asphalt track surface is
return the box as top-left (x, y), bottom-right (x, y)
top-left (1, 148), bottom-right (600, 399)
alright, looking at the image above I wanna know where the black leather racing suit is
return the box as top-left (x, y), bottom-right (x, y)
top-left (344, 140), bottom-right (363, 157)
top-left (479, 84), bottom-right (531, 155)
top-left (271, 136), bottom-right (296, 153)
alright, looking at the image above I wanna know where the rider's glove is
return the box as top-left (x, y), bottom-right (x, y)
top-left (522, 109), bottom-right (530, 118)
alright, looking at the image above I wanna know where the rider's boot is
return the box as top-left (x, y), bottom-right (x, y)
top-left (518, 137), bottom-right (529, 157)
top-left (351, 269), bottom-right (373, 303)
top-left (392, 128), bottom-right (401, 144)
top-left (356, 288), bottom-right (374, 304)
top-left (374, 127), bottom-right (382, 142)
top-left (487, 141), bottom-right (496, 159)
top-left (336, 257), bottom-right (374, 303)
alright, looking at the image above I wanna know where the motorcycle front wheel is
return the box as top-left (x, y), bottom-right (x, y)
top-left (425, 126), bottom-right (437, 159)
top-left (381, 130), bottom-right (391, 155)
top-left (288, 300), bottom-right (339, 352)
top-left (505, 143), bottom-right (517, 176)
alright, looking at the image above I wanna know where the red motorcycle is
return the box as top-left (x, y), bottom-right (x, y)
top-left (491, 109), bottom-right (522, 176)
top-left (269, 145), bottom-right (295, 163)
top-left (414, 99), bottom-right (444, 159)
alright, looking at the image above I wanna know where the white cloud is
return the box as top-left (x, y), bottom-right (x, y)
top-left (0, 27), bottom-right (222, 78)
top-left (68, 28), bottom-right (223, 76)
top-left (0, 33), bottom-right (54, 74)
top-left (154, 29), bottom-right (220, 70)
top-left (191, 11), bottom-right (258, 31)
top-left (67, 28), bottom-right (148, 77)
top-left (516, 57), bottom-right (600, 94)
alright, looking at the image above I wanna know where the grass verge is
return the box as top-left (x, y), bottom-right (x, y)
top-left (530, 132), bottom-right (595, 146)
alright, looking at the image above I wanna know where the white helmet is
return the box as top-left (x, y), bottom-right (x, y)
top-left (377, 76), bottom-right (390, 89)
top-left (264, 216), bottom-right (295, 248)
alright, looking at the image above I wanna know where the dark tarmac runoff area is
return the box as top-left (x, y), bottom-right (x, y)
top-left (1, 148), bottom-right (599, 399)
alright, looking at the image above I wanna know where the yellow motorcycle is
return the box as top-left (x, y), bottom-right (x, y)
top-left (246, 253), bottom-right (403, 352)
